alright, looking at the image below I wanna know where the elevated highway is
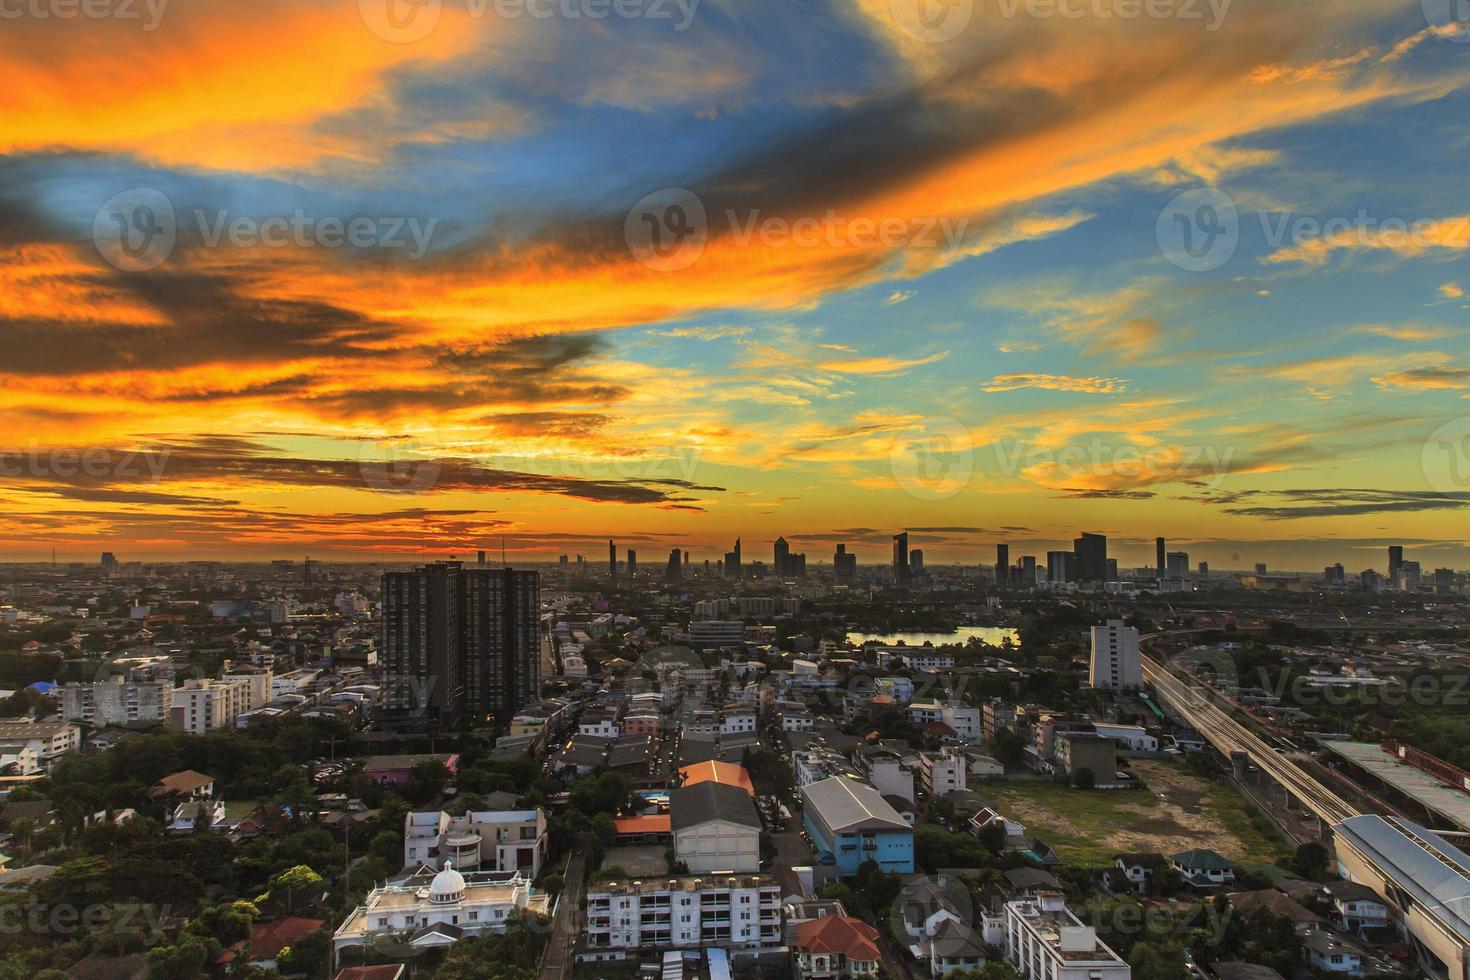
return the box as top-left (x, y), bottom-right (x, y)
top-left (1141, 642), bottom-right (1359, 826)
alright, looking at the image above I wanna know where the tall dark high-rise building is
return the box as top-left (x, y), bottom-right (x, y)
top-left (774, 537), bottom-right (790, 577)
top-left (1073, 533), bottom-right (1107, 582)
top-left (892, 532), bottom-right (909, 583)
top-left (1388, 546), bottom-right (1404, 583)
top-left (100, 551), bottom-right (118, 576)
top-left (1198, 561), bottom-right (1209, 577)
top-left (609, 539), bottom-right (617, 578)
top-left (724, 538), bottom-right (742, 580)
top-left (382, 562), bottom-right (465, 729)
top-left (665, 548), bottom-right (683, 582)
top-left (381, 562), bottom-right (540, 730)
top-left (1019, 554), bottom-right (1034, 586)
top-left (911, 549), bottom-right (925, 574)
top-left (1156, 537), bottom-right (1166, 575)
top-left (626, 549), bottom-right (637, 576)
top-left (995, 544), bottom-right (1010, 588)
top-left (1255, 562), bottom-right (1268, 577)
top-left (834, 544), bottom-right (857, 584)
top-left (461, 566), bottom-right (540, 723)
top-left (1046, 550), bottom-right (1074, 584)
top-left (1166, 552), bottom-right (1190, 578)
top-left (303, 556), bottom-right (313, 587)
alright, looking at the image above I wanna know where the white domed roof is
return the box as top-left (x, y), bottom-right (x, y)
top-left (429, 862), bottom-right (466, 903)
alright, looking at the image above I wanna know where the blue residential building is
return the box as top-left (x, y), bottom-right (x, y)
top-left (800, 776), bottom-right (915, 875)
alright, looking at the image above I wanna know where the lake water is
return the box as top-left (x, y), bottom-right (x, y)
top-left (845, 626), bottom-right (1019, 647)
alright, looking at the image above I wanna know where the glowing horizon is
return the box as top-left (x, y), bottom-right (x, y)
top-left (3, 0), bottom-right (1469, 569)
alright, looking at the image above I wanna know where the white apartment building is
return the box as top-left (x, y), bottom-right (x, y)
top-left (782, 709), bottom-right (816, 732)
top-left (0, 721), bottom-right (82, 771)
top-left (583, 874), bottom-right (782, 959)
top-left (1091, 723), bottom-right (1158, 753)
top-left (171, 678), bottom-right (252, 734)
top-left (1089, 621), bottom-right (1142, 691)
top-left (1003, 893), bottom-right (1131, 980)
top-left (403, 809), bottom-right (549, 877)
top-left (907, 700), bottom-right (945, 726)
top-left (721, 706), bottom-right (758, 735)
top-left (690, 621), bottom-right (746, 647)
top-left (902, 651), bottom-right (956, 671)
top-left (860, 751), bottom-right (915, 805)
top-left (918, 750), bottom-right (967, 797)
top-left (61, 678), bottom-right (171, 727)
top-left (942, 704), bottom-right (983, 743)
top-left (221, 667), bottom-right (274, 711)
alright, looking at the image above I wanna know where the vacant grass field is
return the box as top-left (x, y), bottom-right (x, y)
top-left (988, 759), bottom-right (1290, 867)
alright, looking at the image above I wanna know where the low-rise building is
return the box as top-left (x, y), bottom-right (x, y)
top-left (671, 782), bottom-right (762, 873)
top-left (917, 749), bottom-right (967, 797)
top-left (582, 874), bottom-right (781, 959)
top-left (332, 867), bottom-right (551, 968)
top-left (1002, 892), bottom-right (1131, 980)
top-left (801, 777), bottom-right (914, 875)
top-left (403, 809), bottom-right (548, 877)
top-left (794, 914), bottom-right (882, 980)
top-left (0, 721), bottom-right (81, 771)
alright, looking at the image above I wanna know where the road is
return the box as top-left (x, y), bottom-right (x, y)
top-left (1142, 645), bottom-right (1359, 826)
top-left (539, 831), bottom-right (590, 980)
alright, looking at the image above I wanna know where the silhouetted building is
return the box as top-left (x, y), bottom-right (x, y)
top-left (834, 545), bottom-right (857, 584)
top-left (1073, 533), bottom-right (1107, 583)
top-left (893, 532), bottom-right (910, 584)
top-left (627, 549), bottom-right (637, 577)
top-left (666, 549), bottom-right (683, 583)
top-left (996, 544), bottom-right (1010, 588)
top-left (381, 562), bottom-right (541, 731)
top-left (1046, 550), bottom-right (1074, 584)
top-left (1156, 537), bottom-right (1166, 576)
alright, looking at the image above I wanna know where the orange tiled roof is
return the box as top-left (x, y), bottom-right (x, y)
top-left (678, 760), bottom-right (755, 796)
top-left (614, 814), bottom-right (671, 835)
top-left (795, 915), bottom-right (881, 961)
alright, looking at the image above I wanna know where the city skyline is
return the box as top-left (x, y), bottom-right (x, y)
top-left (3, 1), bottom-right (1470, 566)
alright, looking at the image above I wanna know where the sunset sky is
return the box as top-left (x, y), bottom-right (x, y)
top-left (3, 0), bottom-right (1469, 570)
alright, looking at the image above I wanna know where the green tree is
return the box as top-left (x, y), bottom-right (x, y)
top-left (145, 941), bottom-right (210, 980)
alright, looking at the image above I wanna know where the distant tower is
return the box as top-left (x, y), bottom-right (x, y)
top-left (892, 532), bottom-right (910, 584)
top-left (626, 549), bottom-right (637, 577)
top-left (609, 539), bottom-right (617, 579)
top-left (1156, 537), bottom-right (1167, 576)
top-left (995, 544), bottom-right (1010, 588)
